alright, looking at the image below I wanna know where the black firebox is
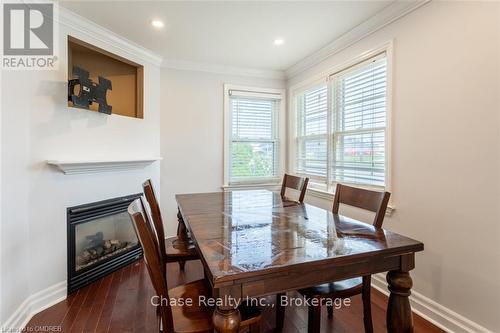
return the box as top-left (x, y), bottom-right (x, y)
top-left (67, 194), bottom-right (143, 294)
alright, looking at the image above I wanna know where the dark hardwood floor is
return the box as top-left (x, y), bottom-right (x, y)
top-left (26, 260), bottom-right (444, 332)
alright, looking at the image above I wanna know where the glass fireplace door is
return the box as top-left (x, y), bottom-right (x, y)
top-left (75, 211), bottom-right (139, 271)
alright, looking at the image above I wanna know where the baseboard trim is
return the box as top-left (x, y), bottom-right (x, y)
top-left (371, 274), bottom-right (493, 333)
top-left (1, 281), bottom-right (67, 331)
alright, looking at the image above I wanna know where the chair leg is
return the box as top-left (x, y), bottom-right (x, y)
top-left (362, 276), bottom-right (374, 333)
top-left (178, 260), bottom-right (186, 271)
top-left (275, 293), bottom-right (285, 331)
top-left (327, 304), bottom-right (333, 318)
top-left (307, 301), bottom-right (321, 333)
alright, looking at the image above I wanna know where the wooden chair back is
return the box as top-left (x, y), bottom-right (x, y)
top-left (143, 180), bottom-right (166, 259)
top-left (280, 174), bottom-right (309, 203)
top-left (332, 184), bottom-right (391, 228)
top-left (128, 198), bottom-right (174, 333)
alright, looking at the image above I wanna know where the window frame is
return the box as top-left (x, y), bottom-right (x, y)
top-left (223, 84), bottom-right (286, 187)
top-left (288, 41), bottom-right (393, 197)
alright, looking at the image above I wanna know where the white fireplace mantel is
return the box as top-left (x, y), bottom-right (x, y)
top-left (47, 158), bottom-right (162, 175)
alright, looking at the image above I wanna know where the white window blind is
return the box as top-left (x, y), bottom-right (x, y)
top-left (294, 53), bottom-right (388, 189)
top-left (229, 91), bottom-right (280, 184)
top-left (296, 85), bottom-right (328, 180)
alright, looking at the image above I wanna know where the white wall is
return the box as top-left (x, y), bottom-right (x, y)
top-left (0, 12), bottom-right (161, 328)
top-left (160, 68), bottom-right (285, 236)
top-left (288, 1), bottom-right (500, 331)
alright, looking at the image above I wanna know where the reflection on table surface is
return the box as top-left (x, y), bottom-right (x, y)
top-left (176, 190), bottom-right (419, 279)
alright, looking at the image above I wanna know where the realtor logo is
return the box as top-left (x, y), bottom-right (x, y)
top-left (3, 3), bottom-right (53, 55)
top-left (2, 1), bottom-right (58, 69)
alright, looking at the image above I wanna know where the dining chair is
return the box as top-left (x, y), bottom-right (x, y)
top-left (128, 197), bottom-right (262, 333)
top-left (276, 183), bottom-right (390, 333)
top-left (143, 179), bottom-right (199, 272)
top-left (280, 174), bottom-right (309, 203)
top-left (275, 174), bottom-right (310, 329)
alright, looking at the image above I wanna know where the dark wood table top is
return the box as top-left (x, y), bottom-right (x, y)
top-left (176, 190), bottom-right (423, 287)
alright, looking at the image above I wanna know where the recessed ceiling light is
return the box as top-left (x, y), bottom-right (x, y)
top-left (151, 20), bottom-right (164, 29)
top-left (274, 38), bottom-right (284, 46)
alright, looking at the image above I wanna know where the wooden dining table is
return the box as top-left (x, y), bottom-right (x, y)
top-left (175, 190), bottom-right (424, 333)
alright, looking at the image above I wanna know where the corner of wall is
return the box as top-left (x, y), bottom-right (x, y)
top-left (1, 282), bottom-right (66, 332)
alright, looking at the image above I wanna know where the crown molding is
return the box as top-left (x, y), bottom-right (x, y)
top-left (57, 1), bottom-right (429, 79)
top-left (58, 7), bottom-right (163, 66)
top-left (162, 59), bottom-right (286, 80)
top-left (285, 0), bottom-right (431, 79)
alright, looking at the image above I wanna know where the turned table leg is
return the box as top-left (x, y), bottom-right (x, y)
top-left (213, 306), bottom-right (241, 333)
top-left (386, 270), bottom-right (414, 333)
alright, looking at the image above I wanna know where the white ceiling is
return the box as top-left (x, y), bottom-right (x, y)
top-left (60, 1), bottom-right (394, 71)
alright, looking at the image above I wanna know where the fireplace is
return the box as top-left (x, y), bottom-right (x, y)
top-left (67, 194), bottom-right (143, 293)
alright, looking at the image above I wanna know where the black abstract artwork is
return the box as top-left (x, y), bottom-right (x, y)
top-left (68, 66), bottom-right (112, 115)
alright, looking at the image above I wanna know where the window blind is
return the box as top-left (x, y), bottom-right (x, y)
top-left (294, 53), bottom-right (387, 189)
top-left (331, 54), bottom-right (387, 187)
top-left (296, 85), bottom-right (328, 181)
top-left (229, 95), bottom-right (279, 183)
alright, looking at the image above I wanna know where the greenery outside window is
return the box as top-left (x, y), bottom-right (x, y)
top-left (224, 85), bottom-right (285, 186)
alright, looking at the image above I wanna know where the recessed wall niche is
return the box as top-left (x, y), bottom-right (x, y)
top-left (67, 36), bottom-right (144, 119)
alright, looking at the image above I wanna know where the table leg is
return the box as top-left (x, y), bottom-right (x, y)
top-left (386, 270), bottom-right (414, 333)
top-left (213, 306), bottom-right (241, 333)
top-left (175, 208), bottom-right (190, 270)
top-left (177, 208), bottom-right (189, 241)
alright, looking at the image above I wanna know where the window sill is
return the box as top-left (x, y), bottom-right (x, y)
top-left (306, 187), bottom-right (395, 216)
top-left (222, 183), bottom-right (281, 191)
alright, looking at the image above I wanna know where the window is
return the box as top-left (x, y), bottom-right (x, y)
top-left (224, 85), bottom-right (285, 186)
top-left (293, 52), bottom-right (389, 191)
top-left (296, 85), bottom-right (329, 180)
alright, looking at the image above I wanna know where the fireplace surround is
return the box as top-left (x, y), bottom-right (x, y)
top-left (67, 193), bottom-right (143, 293)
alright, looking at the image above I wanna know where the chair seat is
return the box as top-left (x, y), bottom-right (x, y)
top-left (170, 280), bottom-right (213, 333)
top-left (170, 279), bottom-right (261, 333)
top-left (164, 236), bottom-right (199, 260)
top-left (299, 277), bottom-right (363, 298)
top-left (281, 198), bottom-right (302, 207)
